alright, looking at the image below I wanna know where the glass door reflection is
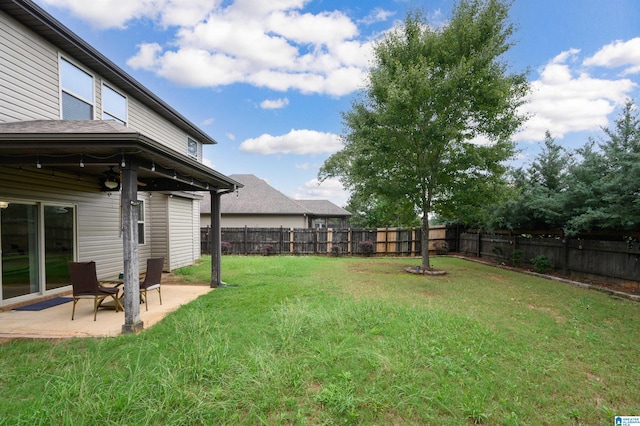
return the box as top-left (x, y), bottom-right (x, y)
top-left (1, 203), bottom-right (39, 300)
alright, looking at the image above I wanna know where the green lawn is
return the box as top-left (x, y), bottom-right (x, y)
top-left (1, 256), bottom-right (638, 424)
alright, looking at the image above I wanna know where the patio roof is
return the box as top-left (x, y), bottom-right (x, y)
top-left (0, 120), bottom-right (243, 192)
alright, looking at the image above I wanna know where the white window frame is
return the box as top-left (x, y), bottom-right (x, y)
top-left (187, 138), bottom-right (199, 159)
top-left (101, 82), bottom-right (128, 125)
top-left (59, 55), bottom-right (95, 120)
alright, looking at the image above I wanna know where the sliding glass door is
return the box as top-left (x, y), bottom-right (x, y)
top-left (1, 203), bottom-right (39, 300)
top-left (1, 202), bottom-right (76, 301)
top-left (44, 205), bottom-right (74, 291)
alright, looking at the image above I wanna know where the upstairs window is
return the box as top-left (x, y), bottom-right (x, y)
top-left (187, 138), bottom-right (199, 159)
top-left (102, 84), bottom-right (127, 125)
top-left (60, 57), bottom-right (94, 120)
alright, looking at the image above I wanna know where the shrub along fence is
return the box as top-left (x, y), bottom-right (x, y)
top-left (201, 225), bottom-right (460, 257)
top-left (459, 231), bottom-right (640, 289)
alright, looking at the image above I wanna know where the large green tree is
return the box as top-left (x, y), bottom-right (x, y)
top-left (490, 131), bottom-right (572, 230)
top-left (564, 100), bottom-right (640, 234)
top-left (319, 0), bottom-right (529, 269)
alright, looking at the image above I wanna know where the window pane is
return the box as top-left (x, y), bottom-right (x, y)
top-left (60, 58), bottom-right (93, 102)
top-left (138, 223), bottom-right (145, 245)
top-left (103, 112), bottom-right (125, 125)
top-left (44, 206), bottom-right (74, 291)
top-left (1, 203), bottom-right (39, 300)
top-left (102, 85), bottom-right (126, 123)
top-left (62, 92), bottom-right (93, 120)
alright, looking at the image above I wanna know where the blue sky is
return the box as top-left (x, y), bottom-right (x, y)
top-left (35, 0), bottom-right (640, 206)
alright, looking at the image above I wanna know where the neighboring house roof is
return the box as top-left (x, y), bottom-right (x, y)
top-left (201, 174), bottom-right (351, 217)
top-left (0, 0), bottom-right (216, 145)
top-left (295, 200), bottom-right (351, 217)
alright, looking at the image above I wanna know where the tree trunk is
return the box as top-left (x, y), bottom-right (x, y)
top-left (421, 212), bottom-right (430, 270)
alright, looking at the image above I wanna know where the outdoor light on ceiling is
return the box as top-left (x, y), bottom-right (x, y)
top-left (101, 166), bottom-right (120, 191)
top-left (0, 201), bottom-right (9, 209)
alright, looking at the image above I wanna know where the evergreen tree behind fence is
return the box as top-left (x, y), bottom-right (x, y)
top-left (201, 225), bottom-right (460, 257)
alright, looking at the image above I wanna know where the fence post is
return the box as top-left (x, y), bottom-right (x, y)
top-left (477, 232), bottom-right (482, 258)
top-left (563, 236), bottom-right (570, 275)
top-left (244, 226), bottom-right (248, 255)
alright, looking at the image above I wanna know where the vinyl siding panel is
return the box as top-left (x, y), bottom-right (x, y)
top-left (128, 98), bottom-right (189, 156)
top-left (221, 215), bottom-right (307, 228)
top-left (168, 196), bottom-right (194, 270)
top-left (0, 11), bottom-right (59, 122)
top-left (149, 193), bottom-right (169, 264)
top-left (193, 199), bottom-right (201, 259)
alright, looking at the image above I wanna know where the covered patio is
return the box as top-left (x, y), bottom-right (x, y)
top-left (0, 120), bottom-right (241, 334)
top-left (0, 281), bottom-right (212, 339)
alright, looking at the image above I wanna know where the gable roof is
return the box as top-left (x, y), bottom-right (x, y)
top-left (201, 174), bottom-right (351, 217)
top-left (0, 0), bottom-right (216, 145)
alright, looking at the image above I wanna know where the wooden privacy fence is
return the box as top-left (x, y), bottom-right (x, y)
top-left (460, 232), bottom-right (640, 288)
top-left (201, 225), bottom-right (460, 257)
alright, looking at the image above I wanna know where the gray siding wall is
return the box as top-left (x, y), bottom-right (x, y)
top-left (149, 193), bottom-right (169, 267)
top-left (193, 198), bottom-right (201, 259)
top-left (0, 11), bottom-right (59, 122)
top-left (0, 10), bottom-right (197, 161)
top-left (128, 98), bottom-right (192, 156)
top-left (221, 214), bottom-right (307, 228)
top-left (168, 196), bottom-right (195, 270)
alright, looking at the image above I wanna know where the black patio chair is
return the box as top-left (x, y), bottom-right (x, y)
top-left (68, 261), bottom-right (121, 321)
top-left (140, 257), bottom-right (164, 311)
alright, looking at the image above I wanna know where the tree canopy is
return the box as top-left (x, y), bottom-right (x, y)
top-left (320, 0), bottom-right (529, 268)
top-left (488, 100), bottom-right (640, 236)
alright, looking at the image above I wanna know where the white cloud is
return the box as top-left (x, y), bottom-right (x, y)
top-left (584, 37), bottom-right (640, 75)
top-left (49, 0), bottom-right (380, 96)
top-left (359, 8), bottom-right (395, 25)
top-left (226, 133), bottom-right (236, 141)
top-left (202, 117), bottom-right (215, 125)
top-left (295, 178), bottom-right (348, 206)
top-left (516, 48), bottom-right (637, 142)
top-left (260, 98), bottom-right (289, 109)
top-left (295, 162), bottom-right (310, 170)
top-left (239, 129), bottom-right (343, 155)
top-left (41, 0), bottom-right (222, 29)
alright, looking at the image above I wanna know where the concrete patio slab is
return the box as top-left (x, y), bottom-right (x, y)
top-left (0, 284), bottom-right (213, 340)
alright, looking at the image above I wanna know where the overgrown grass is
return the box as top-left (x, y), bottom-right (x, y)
top-left (1, 256), bottom-right (639, 424)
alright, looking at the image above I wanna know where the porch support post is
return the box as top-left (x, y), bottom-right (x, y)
top-left (210, 190), bottom-right (222, 288)
top-left (121, 157), bottom-right (143, 334)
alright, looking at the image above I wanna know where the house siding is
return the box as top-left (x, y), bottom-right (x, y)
top-left (0, 10), bottom-right (59, 122)
top-left (128, 98), bottom-right (190, 157)
top-left (221, 215), bottom-right (307, 228)
top-left (149, 193), bottom-right (169, 266)
top-left (0, 10), bottom-right (195, 161)
top-left (192, 198), bottom-right (201, 259)
top-left (168, 196), bottom-right (195, 270)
